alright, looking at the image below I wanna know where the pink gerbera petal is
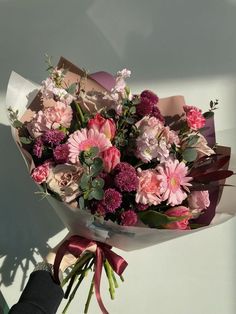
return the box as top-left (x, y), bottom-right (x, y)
top-left (67, 128), bottom-right (112, 163)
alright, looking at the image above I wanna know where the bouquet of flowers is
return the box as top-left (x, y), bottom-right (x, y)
top-left (6, 57), bottom-right (234, 313)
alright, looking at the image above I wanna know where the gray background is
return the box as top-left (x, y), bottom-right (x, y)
top-left (0, 1), bottom-right (236, 313)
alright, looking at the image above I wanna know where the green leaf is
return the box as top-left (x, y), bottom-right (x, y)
top-left (13, 120), bottom-right (23, 129)
top-left (89, 147), bottom-right (99, 158)
top-left (129, 106), bottom-right (136, 115)
top-left (20, 137), bottom-right (32, 144)
top-left (79, 197), bottom-right (85, 210)
top-left (88, 187), bottom-right (104, 201)
top-left (182, 148), bottom-right (198, 162)
top-left (187, 135), bottom-right (199, 146)
top-left (138, 210), bottom-right (187, 228)
top-left (80, 174), bottom-right (90, 190)
top-left (90, 158), bottom-right (103, 176)
top-left (66, 83), bottom-right (77, 95)
top-left (92, 178), bottom-right (104, 189)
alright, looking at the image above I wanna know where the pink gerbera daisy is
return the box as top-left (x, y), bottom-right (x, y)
top-left (67, 128), bottom-right (112, 163)
top-left (157, 159), bottom-right (192, 206)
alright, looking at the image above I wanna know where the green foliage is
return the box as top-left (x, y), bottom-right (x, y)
top-left (8, 107), bottom-right (23, 129)
top-left (19, 137), bottom-right (33, 144)
top-left (138, 210), bottom-right (187, 228)
top-left (187, 135), bottom-right (199, 146)
top-left (182, 147), bottom-right (198, 162)
top-left (67, 83), bottom-right (77, 95)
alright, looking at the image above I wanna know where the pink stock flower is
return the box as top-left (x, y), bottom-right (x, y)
top-left (31, 162), bottom-right (50, 184)
top-left (135, 169), bottom-right (166, 205)
top-left (27, 102), bottom-right (73, 138)
top-left (136, 116), bottom-right (179, 163)
top-left (121, 210), bottom-right (138, 226)
top-left (188, 191), bottom-right (210, 215)
top-left (157, 159), bottom-right (192, 206)
top-left (184, 105), bottom-right (206, 130)
top-left (101, 146), bottom-right (121, 173)
top-left (88, 114), bottom-right (116, 140)
top-left (164, 206), bottom-right (192, 230)
top-left (67, 128), bottom-right (112, 163)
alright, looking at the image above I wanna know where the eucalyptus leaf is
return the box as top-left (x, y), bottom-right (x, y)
top-left (182, 148), bottom-right (198, 162)
top-left (20, 137), bottom-right (32, 144)
top-left (88, 187), bottom-right (104, 200)
top-left (13, 120), bottom-right (23, 129)
top-left (80, 174), bottom-right (90, 190)
top-left (187, 135), bottom-right (199, 146)
top-left (79, 197), bottom-right (85, 210)
top-left (92, 178), bottom-right (104, 189)
top-left (90, 157), bottom-right (103, 176)
top-left (66, 83), bottom-right (77, 95)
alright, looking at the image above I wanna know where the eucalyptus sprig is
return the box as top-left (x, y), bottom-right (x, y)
top-left (78, 147), bottom-right (105, 207)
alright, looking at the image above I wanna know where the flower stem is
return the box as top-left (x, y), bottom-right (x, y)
top-left (84, 275), bottom-right (95, 314)
top-left (75, 102), bottom-right (85, 125)
top-left (62, 253), bottom-right (93, 287)
top-left (104, 259), bottom-right (115, 300)
top-left (62, 267), bottom-right (90, 314)
top-left (111, 268), bottom-right (118, 288)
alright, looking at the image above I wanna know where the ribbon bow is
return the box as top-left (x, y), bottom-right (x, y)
top-left (54, 235), bottom-right (128, 314)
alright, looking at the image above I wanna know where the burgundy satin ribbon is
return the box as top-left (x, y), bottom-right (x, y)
top-left (54, 235), bottom-right (128, 314)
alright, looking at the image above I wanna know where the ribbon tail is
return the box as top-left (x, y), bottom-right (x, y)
top-left (53, 239), bottom-right (70, 284)
top-left (94, 247), bottom-right (109, 314)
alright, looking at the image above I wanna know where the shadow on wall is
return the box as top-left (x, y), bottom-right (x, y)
top-left (1, 0), bottom-right (236, 88)
top-left (0, 124), bottom-right (63, 290)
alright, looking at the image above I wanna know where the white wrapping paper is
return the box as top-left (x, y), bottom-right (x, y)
top-left (6, 71), bottom-right (236, 252)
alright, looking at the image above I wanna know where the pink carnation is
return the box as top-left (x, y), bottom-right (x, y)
top-left (184, 105), bottom-right (206, 130)
top-left (68, 128), bottom-right (112, 164)
top-left (164, 206), bottom-right (192, 230)
top-left (157, 159), bottom-right (192, 206)
top-left (31, 162), bottom-right (50, 184)
top-left (28, 102), bottom-right (73, 138)
top-left (135, 169), bottom-right (166, 205)
top-left (121, 210), bottom-right (138, 226)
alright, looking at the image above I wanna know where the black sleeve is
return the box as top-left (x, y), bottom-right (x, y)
top-left (9, 270), bottom-right (64, 314)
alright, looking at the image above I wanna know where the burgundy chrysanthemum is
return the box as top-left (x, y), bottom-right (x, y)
top-left (53, 144), bottom-right (69, 163)
top-left (113, 162), bottom-right (136, 174)
top-left (136, 97), bottom-right (154, 116)
top-left (140, 90), bottom-right (159, 105)
top-left (151, 106), bottom-right (165, 123)
top-left (33, 137), bottom-right (43, 158)
top-left (42, 130), bottom-right (65, 145)
top-left (114, 170), bottom-right (138, 192)
top-left (121, 210), bottom-right (138, 226)
top-left (102, 188), bottom-right (122, 213)
top-left (136, 203), bottom-right (149, 211)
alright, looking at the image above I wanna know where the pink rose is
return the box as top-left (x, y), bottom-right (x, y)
top-left (31, 163), bottom-right (50, 184)
top-left (47, 164), bottom-right (83, 203)
top-left (184, 105), bottom-right (206, 130)
top-left (164, 206), bottom-right (192, 230)
top-left (188, 191), bottom-right (210, 215)
top-left (101, 147), bottom-right (121, 173)
top-left (88, 114), bottom-right (116, 140)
